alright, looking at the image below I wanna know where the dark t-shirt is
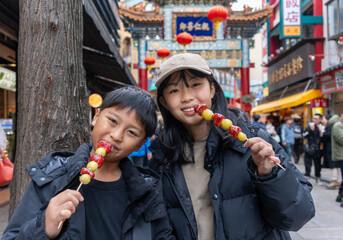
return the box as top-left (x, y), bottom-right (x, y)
top-left (82, 175), bottom-right (127, 240)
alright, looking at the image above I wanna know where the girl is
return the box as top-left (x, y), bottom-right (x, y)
top-left (150, 53), bottom-right (315, 240)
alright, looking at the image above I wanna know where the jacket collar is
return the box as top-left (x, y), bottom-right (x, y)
top-left (26, 144), bottom-right (91, 187)
top-left (120, 158), bottom-right (166, 233)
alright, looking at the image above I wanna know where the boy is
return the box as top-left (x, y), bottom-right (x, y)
top-left (2, 87), bottom-right (174, 240)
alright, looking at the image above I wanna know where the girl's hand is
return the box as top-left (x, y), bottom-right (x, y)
top-left (45, 189), bottom-right (84, 239)
top-left (245, 137), bottom-right (281, 177)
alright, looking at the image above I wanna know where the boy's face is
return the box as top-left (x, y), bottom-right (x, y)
top-left (91, 106), bottom-right (147, 162)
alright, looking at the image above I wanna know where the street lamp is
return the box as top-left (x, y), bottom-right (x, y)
top-left (338, 36), bottom-right (343, 46)
top-left (308, 54), bottom-right (343, 62)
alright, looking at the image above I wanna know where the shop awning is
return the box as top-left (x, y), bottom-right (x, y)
top-left (252, 89), bottom-right (322, 114)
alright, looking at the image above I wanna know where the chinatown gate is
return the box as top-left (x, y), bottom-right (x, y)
top-left (120, 0), bottom-right (271, 112)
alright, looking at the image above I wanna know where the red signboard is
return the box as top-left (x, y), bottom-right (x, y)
top-left (310, 98), bottom-right (329, 108)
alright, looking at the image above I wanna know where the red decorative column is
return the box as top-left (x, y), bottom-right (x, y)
top-left (139, 69), bottom-right (148, 90)
top-left (313, 0), bottom-right (323, 73)
top-left (240, 67), bottom-right (252, 112)
top-left (240, 39), bottom-right (252, 112)
top-left (138, 38), bottom-right (148, 91)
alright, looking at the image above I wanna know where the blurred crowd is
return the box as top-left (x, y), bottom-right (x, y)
top-left (252, 111), bottom-right (343, 208)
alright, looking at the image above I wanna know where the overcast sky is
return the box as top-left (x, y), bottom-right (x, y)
top-left (231, 0), bottom-right (263, 11)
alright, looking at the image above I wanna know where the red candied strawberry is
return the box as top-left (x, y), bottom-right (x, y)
top-left (97, 141), bottom-right (112, 154)
top-left (229, 126), bottom-right (242, 138)
top-left (212, 113), bottom-right (225, 126)
top-left (80, 167), bottom-right (95, 180)
top-left (89, 154), bottom-right (104, 168)
top-left (194, 104), bottom-right (208, 116)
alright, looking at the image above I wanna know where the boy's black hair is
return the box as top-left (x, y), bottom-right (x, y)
top-left (100, 86), bottom-right (157, 138)
top-left (156, 69), bottom-right (241, 165)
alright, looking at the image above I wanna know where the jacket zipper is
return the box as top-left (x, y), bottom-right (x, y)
top-left (164, 169), bottom-right (197, 239)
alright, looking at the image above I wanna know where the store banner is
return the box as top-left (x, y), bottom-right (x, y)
top-left (310, 98), bottom-right (329, 108)
top-left (280, 0), bottom-right (302, 39)
top-left (173, 12), bottom-right (216, 41)
top-left (268, 42), bottom-right (315, 92)
top-left (0, 67), bottom-right (16, 92)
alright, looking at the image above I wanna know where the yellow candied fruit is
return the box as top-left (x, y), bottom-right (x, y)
top-left (87, 161), bottom-right (98, 172)
top-left (202, 109), bottom-right (213, 121)
top-left (237, 132), bottom-right (247, 142)
top-left (79, 174), bottom-right (91, 185)
top-left (95, 147), bottom-right (106, 157)
top-left (221, 119), bottom-right (233, 129)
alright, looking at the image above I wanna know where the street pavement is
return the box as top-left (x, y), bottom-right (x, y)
top-left (1, 155), bottom-right (343, 239)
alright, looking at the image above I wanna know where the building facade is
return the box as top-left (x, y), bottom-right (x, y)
top-left (252, 0), bottom-right (326, 127)
top-left (120, 0), bottom-right (272, 111)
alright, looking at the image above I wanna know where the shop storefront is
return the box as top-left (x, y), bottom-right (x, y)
top-left (252, 40), bottom-right (327, 127)
top-left (0, 67), bottom-right (16, 160)
top-left (317, 63), bottom-right (343, 115)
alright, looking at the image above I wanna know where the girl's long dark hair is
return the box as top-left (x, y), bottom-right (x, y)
top-left (156, 69), bottom-right (234, 165)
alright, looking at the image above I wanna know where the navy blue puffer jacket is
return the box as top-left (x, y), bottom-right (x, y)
top-left (150, 111), bottom-right (315, 240)
top-left (2, 144), bottom-right (174, 240)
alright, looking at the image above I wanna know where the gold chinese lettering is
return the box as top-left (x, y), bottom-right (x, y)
top-left (194, 23), bottom-right (202, 31)
top-left (296, 56), bottom-right (303, 72)
top-left (187, 22), bottom-right (194, 31)
top-left (179, 22), bottom-right (187, 31)
top-left (202, 22), bottom-right (210, 31)
top-left (292, 58), bottom-right (297, 75)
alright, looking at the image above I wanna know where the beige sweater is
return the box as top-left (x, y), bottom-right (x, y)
top-left (182, 139), bottom-right (215, 240)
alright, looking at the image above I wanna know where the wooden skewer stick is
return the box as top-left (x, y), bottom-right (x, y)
top-left (274, 161), bottom-right (286, 171)
top-left (57, 182), bottom-right (83, 230)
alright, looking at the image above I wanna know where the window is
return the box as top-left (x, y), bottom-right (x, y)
top-left (327, 0), bottom-right (342, 38)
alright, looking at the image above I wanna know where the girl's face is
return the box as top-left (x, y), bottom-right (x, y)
top-left (160, 70), bottom-right (215, 131)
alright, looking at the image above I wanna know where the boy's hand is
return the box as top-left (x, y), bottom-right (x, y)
top-left (45, 189), bottom-right (84, 239)
top-left (245, 137), bottom-right (281, 177)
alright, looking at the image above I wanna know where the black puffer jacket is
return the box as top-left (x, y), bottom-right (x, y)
top-left (2, 144), bottom-right (174, 240)
top-left (150, 112), bottom-right (315, 240)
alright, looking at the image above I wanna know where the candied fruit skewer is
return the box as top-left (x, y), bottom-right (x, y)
top-left (194, 104), bottom-right (285, 171)
top-left (195, 104), bottom-right (247, 141)
top-left (58, 140), bottom-right (111, 229)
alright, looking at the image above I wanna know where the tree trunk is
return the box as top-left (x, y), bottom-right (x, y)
top-left (10, 0), bottom-right (89, 218)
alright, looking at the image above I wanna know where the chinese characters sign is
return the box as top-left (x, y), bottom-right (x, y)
top-left (173, 13), bottom-right (216, 41)
top-left (0, 67), bottom-right (16, 92)
top-left (310, 98), bottom-right (329, 108)
top-left (281, 0), bottom-right (302, 38)
top-left (336, 70), bottom-right (343, 89)
top-left (269, 56), bottom-right (303, 84)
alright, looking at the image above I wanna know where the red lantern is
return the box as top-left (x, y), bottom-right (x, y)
top-left (144, 57), bottom-right (155, 71)
top-left (177, 32), bottom-right (193, 52)
top-left (208, 6), bottom-right (229, 30)
top-left (157, 48), bottom-right (171, 62)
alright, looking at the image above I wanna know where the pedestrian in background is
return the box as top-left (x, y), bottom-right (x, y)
top-left (281, 116), bottom-right (294, 159)
top-left (266, 116), bottom-right (281, 144)
top-left (303, 114), bottom-right (323, 185)
top-left (252, 113), bottom-right (266, 130)
top-left (322, 114), bottom-right (341, 189)
top-left (328, 112), bottom-right (343, 206)
top-left (292, 117), bottom-right (303, 164)
top-left (128, 136), bottom-right (152, 167)
top-left (0, 125), bottom-right (7, 151)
